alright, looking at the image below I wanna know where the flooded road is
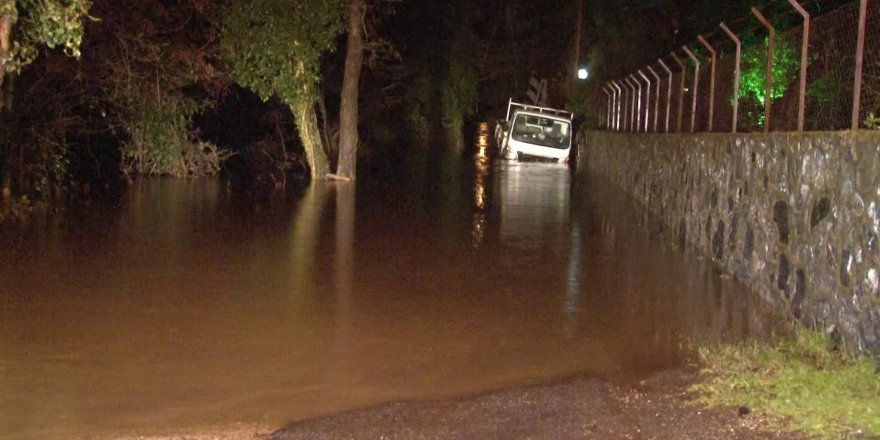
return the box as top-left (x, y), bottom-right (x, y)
top-left (1, 139), bottom-right (780, 438)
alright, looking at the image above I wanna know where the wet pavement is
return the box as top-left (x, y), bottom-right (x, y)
top-left (1, 135), bottom-right (783, 439)
top-left (270, 367), bottom-right (800, 440)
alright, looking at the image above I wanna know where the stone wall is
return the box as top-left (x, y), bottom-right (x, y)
top-left (578, 130), bottom-right (880, 355)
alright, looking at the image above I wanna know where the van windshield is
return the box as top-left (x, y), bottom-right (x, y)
top-left (510, 114), bottom-right (571, 149)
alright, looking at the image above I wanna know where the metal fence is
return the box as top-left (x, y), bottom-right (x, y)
top-left (597, 0), bottom-right (879, 133)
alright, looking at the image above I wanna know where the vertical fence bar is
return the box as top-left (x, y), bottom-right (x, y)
top-left (787, 0), bottom-right (810, 131)
top-left (719, 22), bottom-right (741, 133)
top-left (623, 78), bottom-right (632, 132)
top-left (622, 77), bottom-right (630, 132)
top-left (682, 46), bottom-right (701, 132)
top-left (647, 66), bottom-right (661, 132)
top-left (752, 7), bottom-right (775, 133)
top-left (639, 70), bottom-right (651, 132)
top-left (614, 80), bottom-right (625, 131)
top-left (852, 0), bottom-right (868, 129)
top-left (606, 82), bottom-right (612, 130)
top-left (671, 52), bottom-right (686, 133)
top-left (633, 74), bottom-right (643, 132)
top-left (605, 82), bottom-right (614, 130)
top-left (601, 84), bottom-right (607, 128)
top-left (627, 76), bottom-right (638, 132)
top-left (610, 81), bottom-right (618, 130)
top-left (601, 83), bottom-right (607, 128)
top-left (629, 73), bottom-right (642, 133)
top-left (619, 80), bottom-right (628, 131)
top-left (612, 80), bottom-right (623, 131)
top-left (658, 58), bottom-right (673, 133)
top-left (618, 79), bottom-right (626, 131)
top-left (697, 35), bottom-right (717, 132)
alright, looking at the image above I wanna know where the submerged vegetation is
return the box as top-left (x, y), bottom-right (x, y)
top-left (693, 325), bottom-right (880, 439)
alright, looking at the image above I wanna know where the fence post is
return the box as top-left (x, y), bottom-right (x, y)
top-left (752, 7), bottom-right (775, 133)
top-left (607, 84), bottom-right (614, 129)
top-left (658, 58), bottom-right (673, 133)
top-left (626, 76), bottom-right (638, 132)
top-left (616, 79), bottom-right (629, 131)
top-left (852, 0), bottom-right (868, 129)
top-left (719, 22), bottom-right (741, 133)
top-left (612, 81), bottom-right (622, 131)
top-left (631, 74), bottom-right (641, 132)
top-left (633, 73), bottom-right (643, 132)
top-left (608, 80), bottom-right (617, 130)
top-left (601, 84), bottom-right (607, 128)
top-left (639, 70), bottom-right (652, 132)
top-left (671, 52), bottom-right (686, 133)
top-left (647, 66), bottom-right (661, 132)
top-left (787, 0), bottom-right (810, 131)
top-left (682, 46), bottom-right (701, 133)
top-left (697, 35), bottom-right (717, 132)
top-left (623, 78), bottom-right (632, 132)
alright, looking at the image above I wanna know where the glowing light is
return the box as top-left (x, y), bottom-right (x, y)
top-left (577, 67), bottom-right (589, 80)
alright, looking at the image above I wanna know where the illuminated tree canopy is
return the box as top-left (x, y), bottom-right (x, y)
top-left (219, 0), bottom-right (346, 179)
top-left (739, 37), bottom-right (798, 106)
top-left (1, 0), bottom-right (91, 74)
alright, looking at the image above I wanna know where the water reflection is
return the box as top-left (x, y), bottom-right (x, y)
top-left (290, 182), bottom-right (330, 302)
top-left (471, 122), bottom-right (491, 248)
top-left (565, 218), bottom-right (582, 338)
top-left (332, 182), bottom-right (356, 385)
top-left (496, 161), bottom-right (571, 253)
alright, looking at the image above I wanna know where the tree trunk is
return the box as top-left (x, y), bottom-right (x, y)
top-left (291, 61), bottom-right (330, 180)
top-left (336, 0), bottom-right (365, 181)
top-left (0, 13), bottom-right (11, 110)
top-left (294, 96), bottom-right (330, 180)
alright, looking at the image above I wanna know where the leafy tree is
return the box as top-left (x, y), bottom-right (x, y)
top-left (219, 0), bottom-right (346, 180)
top-left (391, 0), bottom-right (479, 151)
top-left (440, 25), bottom-right (479, 152)
top-left (738, 37), bottom-right (798, 128)
top-left (1, 0), bottom-right (90, 199)
top-left (0, 0), bottom-right (90, 109)
top-left (81, 0), bottom-right (229, 177)
top-left (739, 37), bottom-right (798, 106)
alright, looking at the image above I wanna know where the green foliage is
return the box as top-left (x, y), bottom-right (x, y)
top-left (219, 0), bottom-right (345, 110)
top-left (2, 0), bottom-right (91, 74)
top-left (441, 53), bottom-right (478, 124)
top-left (120, 90), bottom-right (226, 177)
top-left (807, 77), bottom-right (842, 107)
top-left (865, 112), bottom-right (880, 130)
top-left (432, 2), bottom-right (478, 150)
top-left (693, 326), bottom-right (880, 438)
top-left (739, 37), bottom-right (799, 106)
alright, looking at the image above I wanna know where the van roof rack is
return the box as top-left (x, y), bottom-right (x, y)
top-left (505, 98), bottom-right (573, 121)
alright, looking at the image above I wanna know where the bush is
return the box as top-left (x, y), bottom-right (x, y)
top-left (120, 90), bottom-right (228, 177)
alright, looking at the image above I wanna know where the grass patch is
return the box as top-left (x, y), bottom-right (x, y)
top-left (692, 326), bottom-right (880, 438)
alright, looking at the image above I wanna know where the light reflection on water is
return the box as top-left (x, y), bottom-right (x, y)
top-left (471, 122), bottom-right (491, 248)
top-left (0, 133), bottom-right (783, 439)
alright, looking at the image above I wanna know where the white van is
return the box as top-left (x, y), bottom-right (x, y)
top-left (495, 99), bottom-right (573, 162)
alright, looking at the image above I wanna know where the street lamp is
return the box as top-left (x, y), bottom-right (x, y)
top-left (577, 67), bottom-right (589, 80)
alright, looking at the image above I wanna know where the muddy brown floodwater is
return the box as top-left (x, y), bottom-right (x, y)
top-left (1, 141), bottom-right (783, 439)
